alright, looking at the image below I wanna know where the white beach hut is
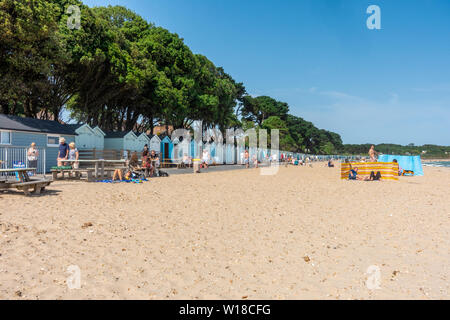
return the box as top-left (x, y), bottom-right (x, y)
top-left (148, 134), bottom-right (161, 154)
top-left (70, 124), bottom-right (105, 150)
top-left (134, 133), bottom-right (151, 152)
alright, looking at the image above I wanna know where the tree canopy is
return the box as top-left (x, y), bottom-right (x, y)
top-left (0, 0), bottom-right (362, 155)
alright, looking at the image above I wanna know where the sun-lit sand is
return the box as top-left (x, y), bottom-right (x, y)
top-left (0, 165), bottom-right (449, 300)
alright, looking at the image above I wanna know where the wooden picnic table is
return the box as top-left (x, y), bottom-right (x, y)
top-left (58, 159), bottom-right (127, 179)
top-left (0, 168), bottom-right (36, 182)
top-left (0, 168), bottom-right (52, 195)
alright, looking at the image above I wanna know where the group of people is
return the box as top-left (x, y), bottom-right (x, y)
top-left (56, 138), bottom-right (79, 168)
top-left (243, 150), bottom-right (259, 169)
top-left (347, 146), bottom-right (405, 181)
top-left (25, 138), bottom-right (80, 169)
top-left (348, 166), bottom-right (382, 181)
top-left (112, 145), bottom-right (161, 181)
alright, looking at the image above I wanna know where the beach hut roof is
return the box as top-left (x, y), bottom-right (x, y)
top-left (149, 134), bottom-right (161, 141)
top-left (105, 131), bottom-right (135, 139)
top-left (0, 114), bottom-right (77, 135)
top-left (67, 123), bottom-right (95, 135)
top-left (135, 132), bottom-right (150, 141)
top-left (66, 123), bottom-right (84, 131)
top-left (92, 126), bottom-right (106, 136)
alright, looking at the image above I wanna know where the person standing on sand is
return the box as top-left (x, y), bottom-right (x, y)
top-left (369, 145), bottom-right (378, 162)
top-left (57, 138), bottom-right (69, 166)
top-left (142, 145), bottom-right (151, 177)
top-left (244, 150), bottom-right (250, 168)
top-left (252, 154), bottom-right (258, 168)
top-left (68, 142), bottom-right (79, 169)
top-left (149, 150), bottom-right (159, 176)
top-left (27, 142), bottom-right (39, 169)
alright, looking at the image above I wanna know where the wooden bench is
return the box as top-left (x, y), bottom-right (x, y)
top-left (52, 167), bottom-right (128, 182)
top-left (160, 162), bottom-right (177, 168)
top-left (52, 169), bottom-right (94, 181)
top-left (0, 168), bottom-right (53, 196)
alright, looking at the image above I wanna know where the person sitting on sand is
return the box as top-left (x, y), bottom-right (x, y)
top-left (369, 171), bottom-right (382, 181)
top-left (112, 168), bottom-right (123, 181)
top-left (182, 153), bottom-right (191, 168)
top-left (393, 159), bottom-right (403, 176)
top-left (129, 152), bottom-right (141, 173)
top-left (328, 160), bottom-right (335, 168)
top-left (349, 167), bottom-right (369, 181)
top-left (349, 166), bottom-right (381, 181)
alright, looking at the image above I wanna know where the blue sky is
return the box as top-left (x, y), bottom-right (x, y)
top-left (83, 0), bottom-right (450, 145)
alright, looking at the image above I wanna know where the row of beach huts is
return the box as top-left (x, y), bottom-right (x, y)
top-left (0, 114), bottom-right (349, 173)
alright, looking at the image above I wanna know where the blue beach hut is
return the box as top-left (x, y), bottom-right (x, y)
top-left (160, 136), bottom-right (173, 162)
top-left (0, 114), bottom-right (76, 173)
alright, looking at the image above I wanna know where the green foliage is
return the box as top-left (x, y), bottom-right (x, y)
top-left (241, 95), bottom-right (289, 125)
top-left (342, 144), bottom-right (450, 158)
top-left (3, 1), bottom-right (444, 158)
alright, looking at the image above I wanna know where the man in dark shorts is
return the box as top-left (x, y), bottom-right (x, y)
top-left (57, 138), bottom-right (70, 166)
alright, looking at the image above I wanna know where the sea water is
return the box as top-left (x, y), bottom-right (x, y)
top-left (423, 161), bottom-right (450, 168)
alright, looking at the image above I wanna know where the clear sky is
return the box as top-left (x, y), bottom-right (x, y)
top-left (83, 0), bottom-right (450, 145)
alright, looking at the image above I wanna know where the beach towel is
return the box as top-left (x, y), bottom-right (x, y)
top-left (377, 155), bottom-right (424, 176)
top-left (340, 162), bottom-right (399, 181)
top-left (98, 179), bottom-right (147, 184)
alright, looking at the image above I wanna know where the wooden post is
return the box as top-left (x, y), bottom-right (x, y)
top-left (101, 160), bottom-right (105, 178)
top-left (94, 161), bottom-right (99, 178)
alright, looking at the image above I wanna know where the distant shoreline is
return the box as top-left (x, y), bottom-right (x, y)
top-left (422, 158), bottom-right (450, 162)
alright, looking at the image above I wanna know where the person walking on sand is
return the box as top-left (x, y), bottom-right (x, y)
top-left (369, 145), bottom-right (379, 162)
top-left (202, 149), bottom-right (210, 169)
top-left (27, 142), bottom-right (39, 169)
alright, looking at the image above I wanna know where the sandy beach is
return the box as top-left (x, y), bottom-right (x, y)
top-left (0, 165), bottom-right (449, 300)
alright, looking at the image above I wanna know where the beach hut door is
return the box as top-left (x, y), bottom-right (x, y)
top-left (164, 143), bottom-right (170, 160)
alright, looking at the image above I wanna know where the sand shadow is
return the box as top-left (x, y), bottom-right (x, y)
top-left (0, 188), bottom-right (62, 198)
